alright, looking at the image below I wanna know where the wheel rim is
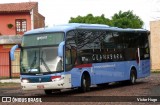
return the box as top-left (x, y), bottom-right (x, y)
top-left (83, 78), bottom-right (86, 88)
top-left (81, 74), bottom-right (90, 92)
top-left (131, 74), bottom-right (135, 83)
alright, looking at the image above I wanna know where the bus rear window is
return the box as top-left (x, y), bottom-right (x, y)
top-left (22, 32), bottom-right (64, 47)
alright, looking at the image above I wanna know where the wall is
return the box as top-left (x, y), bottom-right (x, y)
top-left (34, 13), bottom-right (45, 29)
top-left (0, 45), bottom-right (10, 78)
top-left (0, 45), bottom-right (20, 78)
top-left (0, 45), bottom-right (11, 52)
top-left (150, 20), bottom-right (160, 71)
top-left (32, 4), bottom-right (45, 29)
top-left (0, 13), bottom-right (31, 35)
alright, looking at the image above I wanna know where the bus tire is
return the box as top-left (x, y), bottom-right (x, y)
top-left (129, 69), bottom-right (137, 85)
top-left (80, 73), bottom-right (91, 92)
top-left (44, 89), bottom-right (52, 95)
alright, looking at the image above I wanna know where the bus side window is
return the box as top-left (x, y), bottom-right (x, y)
top-left (66, 30), bottom-right (77, 70)
top-left (75, 55), bottom-right (82, 65)
top-left (81, 55), bottom-right (92, 64)
top-left (65, 48), bottom-right (71, 65)
top-left (65, 46), bottom-right (77, 70)
top-left (70, 46), bottom-right (77, 65)
top-left (65, 47), bottom-right (73, 71)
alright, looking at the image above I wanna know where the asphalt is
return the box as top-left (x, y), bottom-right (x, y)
top-left (0, 79), bottom-right (20, 83)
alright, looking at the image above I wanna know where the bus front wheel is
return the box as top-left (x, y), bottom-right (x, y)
top-left (80, 73), bottom-right (91, 92)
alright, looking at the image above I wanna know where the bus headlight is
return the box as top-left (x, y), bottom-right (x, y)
top-left (21, 78), bottom-right (29, 83)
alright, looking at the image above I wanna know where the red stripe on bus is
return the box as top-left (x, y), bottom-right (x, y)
top-left (75, 64), bottom-right (92, 68)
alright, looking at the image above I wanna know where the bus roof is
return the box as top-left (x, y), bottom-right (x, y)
top-left (24, 23), bottom-right (149, 35)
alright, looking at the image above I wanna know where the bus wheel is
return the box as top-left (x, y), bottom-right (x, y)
top-left (44, 89), bottom-right (52, 95)
top-left (129, 69), bottom-right (137, 85)
top-left (80, 73), bottom-right (90, 92)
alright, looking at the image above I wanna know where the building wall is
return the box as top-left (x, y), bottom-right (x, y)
top-left (150, 20), bottom-right (160, 71)
top-left (0, 45), bottom-right (11, 52)
top-left (34, 13), bottom-right (45, 29)
top-left (0, 45), bottom-right (10, 78)
top-left (0, 13), bottom-right (31, 35)
top-left (0, 51), bottom-right (10, 78)
top-left (0, 45), bottom-right (20, 78)
top-left (0, 2), bottom-right (45, 78)
top-left (33, 4), bottom-right (45, 29)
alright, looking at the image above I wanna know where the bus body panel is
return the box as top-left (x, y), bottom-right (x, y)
top-left (20, 59), bottom-right (150, 90)
top-left (138, 60), bottom-right (150, 78)
top-left (21, 74), bottom-right (71, 90)
top-left (91, 61), bottom-right (136, 84)
top-left (68, 59), bottom-right (150, 88)
top-left (93, 62), bottom-right (125, 84)
top-left (68, 67), bottom-right (92, 88)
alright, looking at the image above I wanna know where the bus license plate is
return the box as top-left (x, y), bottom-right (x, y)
top-left (37, 85), bottom-right (44, 89)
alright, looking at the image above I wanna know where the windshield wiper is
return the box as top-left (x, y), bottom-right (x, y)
top-left (40, 52), bottom-right (51, 72)
top-left (31, 51), bottom-right (37, 68)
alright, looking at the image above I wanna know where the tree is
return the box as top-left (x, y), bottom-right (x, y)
top-left (68, 10), bottom-right (144, 29)
top-left (69, 14), bottom-right (111, 25)
top-left (111, 10), bottom-right (143, 28)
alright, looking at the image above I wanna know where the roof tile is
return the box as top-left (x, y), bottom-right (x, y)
top-left (0, 2), bottom-right (38, 13)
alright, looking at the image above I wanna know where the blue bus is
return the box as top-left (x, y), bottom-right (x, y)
top-left (10, 23), bottom-right (150, 95)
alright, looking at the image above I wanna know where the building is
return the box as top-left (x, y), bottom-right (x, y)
top-left (150, 20), bottom-right (160, 71)
top-left (0, 2), bottom-right (45, 35)
top-left (0, 36), bottom-right (22, 78)
top-left (0, 2), bottom-right (45, 78)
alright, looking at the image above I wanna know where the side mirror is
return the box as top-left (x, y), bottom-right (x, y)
top-left (58, 41), bottom-right (65, 57)
top-left (10, 44), bottom-right (21, 60)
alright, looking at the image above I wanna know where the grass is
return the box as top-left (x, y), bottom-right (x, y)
top-left (151, 70), bottom-right (160, 73)
top-left (0, 77), bottom-right (19, 79)
top-left (0, 82), bottom-right (20, 88)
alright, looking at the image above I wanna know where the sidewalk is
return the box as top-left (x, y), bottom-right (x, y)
top-left (0, 79), bottom-right (20, 83)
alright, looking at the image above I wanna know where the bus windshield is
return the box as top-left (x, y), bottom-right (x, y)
top-left (20, 32), bottom-right (64, 74)
top-left (21, 46), bottom-right (63, 74)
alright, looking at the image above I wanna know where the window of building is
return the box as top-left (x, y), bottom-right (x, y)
top-left (15, 19), bottom-right (27, 35)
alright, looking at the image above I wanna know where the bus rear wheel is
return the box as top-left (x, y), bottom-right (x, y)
top-left (80, 73), bottom-right (91, 92)
top-left (129, 69), bottom-right (137, 85)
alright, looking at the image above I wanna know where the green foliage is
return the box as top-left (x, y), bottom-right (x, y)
top-left (7, 23), bottom-right (13, 29)
top-left (69, 10), bottom-right (144, 28)
top-left (69, 14), bottom-right (112, 25)
top-left (111, 10), bottom-right (143, 28)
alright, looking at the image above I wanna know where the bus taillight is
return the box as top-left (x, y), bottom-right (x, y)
top-left (51, 76), bottom-right (61, 81)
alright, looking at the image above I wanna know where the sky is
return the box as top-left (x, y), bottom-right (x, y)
top-left (0, 0), bottom-right (160, 30)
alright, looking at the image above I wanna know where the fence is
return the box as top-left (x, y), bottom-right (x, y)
top-left (0, 51), bottom-right (20, 79)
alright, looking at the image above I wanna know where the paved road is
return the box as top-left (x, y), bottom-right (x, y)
top-left (0, 73), bottom-right (160, 105)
